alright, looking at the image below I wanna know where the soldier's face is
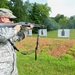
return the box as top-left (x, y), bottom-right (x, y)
top-left (0, 16), bottom-right (12, 23)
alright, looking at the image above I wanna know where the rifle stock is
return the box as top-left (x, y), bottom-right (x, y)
top-left (0, 22), bottom-right (44, 28)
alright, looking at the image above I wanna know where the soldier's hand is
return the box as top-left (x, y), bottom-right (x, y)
top-left (25, 24), bottom-right (34, 30)
top-left (14, 25), bottom-right (22, 32)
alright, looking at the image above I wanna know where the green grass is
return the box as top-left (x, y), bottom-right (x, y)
top-left (70, 29), bottom-right (75, 39)
top-left (32, 29), bottom-right (75, 39)
top-left (16, 29), bottom-right (75, 75)
top-left (17, 53), bottom-right (75, 75)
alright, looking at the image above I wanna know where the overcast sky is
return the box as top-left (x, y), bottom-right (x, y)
top-left (23, 0), bottom-right (75, 17)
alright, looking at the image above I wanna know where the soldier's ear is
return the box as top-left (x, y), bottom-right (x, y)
top-left (0, 16), bottom-right (5, 22)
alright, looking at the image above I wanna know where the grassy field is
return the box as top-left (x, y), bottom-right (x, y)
top-left (33, 29), bottom-right (75, 39)
top-left (16, 29), bottom-right (75, 75)
top-left (17, 53), bottom-right (75, 75)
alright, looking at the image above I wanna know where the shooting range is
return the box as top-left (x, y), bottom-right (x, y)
top-left (58, 29), bottom-right (70, 38)
top-left (38, 29), bottom-right (47, 36)
top-left (27, 29), bottom-right (32, 36)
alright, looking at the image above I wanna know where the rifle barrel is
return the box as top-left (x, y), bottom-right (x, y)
top-left (0, 22), bottom-right (44, 28)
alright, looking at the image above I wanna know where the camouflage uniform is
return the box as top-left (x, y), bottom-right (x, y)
top-left (0, 8), bottom-right (27, 75)
top-left (0, 27), bottom-right (27, 75)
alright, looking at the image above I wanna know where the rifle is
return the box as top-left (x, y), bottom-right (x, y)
top-left (0, 22), bottom-right (44, 60)
top-left (0, 22), bottom-right (44, 28)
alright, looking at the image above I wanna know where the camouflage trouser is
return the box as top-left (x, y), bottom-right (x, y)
top-left (0, 44), bottom-right (18, 75)
top-left (0, 62), bottom-right (18, 75)
top-left (0, 53), bottom-right (18, 75)
top-left (0, 27), bottom-right (27, 75)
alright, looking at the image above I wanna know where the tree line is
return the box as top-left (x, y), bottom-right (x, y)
top-left (0, 0), bottom-right (75, 33)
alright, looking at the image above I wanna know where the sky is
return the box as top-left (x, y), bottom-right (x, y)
top-left (23, 0), bottom-right (75, 17)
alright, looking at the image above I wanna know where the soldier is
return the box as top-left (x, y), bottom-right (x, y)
top-left (0, 8), bottom-right (33, 75)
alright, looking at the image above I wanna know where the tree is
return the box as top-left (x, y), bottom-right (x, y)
top-left (29, 3), bottom-right (51, 24)
top-left (54, 14), bottom-right (68, 29)
top-left (28, 3), bottom-right (51, 33)
top-left (8, 0), bottom-right (26, 22)
top-left (44, 17), bottom-right (59, 31)
top-left (0, 0), bottom-right (9, 8)
top-left (68, 16), bottom-right (75, 29)
top-left (23, 1), bottom-right (32, 22)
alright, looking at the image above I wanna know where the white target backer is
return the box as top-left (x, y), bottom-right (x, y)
top-left (27, 29), bottom-right (32, 36)
top-left (58, 29), bottom-right (70, 38)
top-left (38, 29), bottom-right (47, 36)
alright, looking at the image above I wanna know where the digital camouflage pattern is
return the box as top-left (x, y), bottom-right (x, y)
top-left (0, 27), bottom-right (27, 75)
top-left (0, 8), bottom-right (16, 18)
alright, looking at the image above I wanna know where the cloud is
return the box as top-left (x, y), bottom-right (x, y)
top-left (47, 0), bottom-right (75, 17)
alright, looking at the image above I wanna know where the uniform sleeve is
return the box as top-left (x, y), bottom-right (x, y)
top-left (11, 29), bottom-right (28, 42)
top-left (0, 27), bottom-right (17, 42)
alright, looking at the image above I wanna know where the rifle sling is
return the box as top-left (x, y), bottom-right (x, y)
top-left (8, 39), bottom-right (19, 52)
top-left (8, 39), bottom-right (34, 55)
